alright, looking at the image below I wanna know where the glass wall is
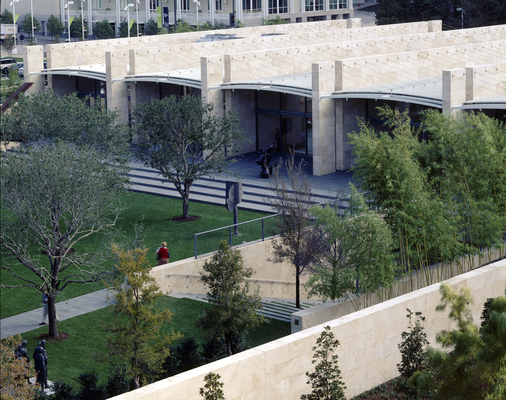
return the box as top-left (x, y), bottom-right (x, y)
top-left (256, 91), bottom-right (312, 156)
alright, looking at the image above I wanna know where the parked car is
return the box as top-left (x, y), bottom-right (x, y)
top-left (15, 62), bottom-right (23, 77)
top-left (9, 61), bottom-right (23, 77)
top-left (1, 57), bottom-right (17, 74)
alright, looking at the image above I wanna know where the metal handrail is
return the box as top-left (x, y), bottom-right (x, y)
top-left (194, 214), bottom-right (279, 259)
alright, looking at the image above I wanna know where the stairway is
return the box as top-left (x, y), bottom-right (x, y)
top-left (168, 293), bottom-right (322, 322)
top-left (128, 164), bottom-right (345, 214)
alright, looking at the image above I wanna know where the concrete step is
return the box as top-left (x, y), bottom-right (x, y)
top-left (167, 293), bottom-right (322, 323)
top-left (127, 166), bottom-right (347, 214)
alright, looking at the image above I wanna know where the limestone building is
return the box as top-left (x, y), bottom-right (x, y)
top-left (23, 19), bottom-right (506, 175)
top-left (9, 0), bottom-right (354, 36)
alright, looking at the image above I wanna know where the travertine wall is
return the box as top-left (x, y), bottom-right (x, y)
top-left (337, 40), bottom-right (506, 90)
top-left (227, 24), bottom-right (505, 82)
top-left (149, 239), bottom-right (308, 297)
top-left (111, 258), bottom-right (506, 400)
top-left (466, 62), bottom-right (506, 101)
top-left (43, 19), bottom-right (349, 69)
top-left (292, 246), bottom-right (506, 332)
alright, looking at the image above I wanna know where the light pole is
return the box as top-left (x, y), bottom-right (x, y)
top-left (9, 0), bottom-right (19, 45)
top-left (136, 0), bottom-right (140, 37)
top-left (124, 3), bottom-right (134, 38)
top-left (65, 1), bottom-right (74, 42)
top-left (456, 7), bottom-right (464, 29)
top-left (193, 0), bottom-right (200, 29)
top-left (30, 0), bottom-right (35, 40)
top-left (80, 0), bottom-right (85, 40)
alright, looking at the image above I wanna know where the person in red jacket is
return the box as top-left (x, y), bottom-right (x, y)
top-left (156, 241), bottom-right (169, 265)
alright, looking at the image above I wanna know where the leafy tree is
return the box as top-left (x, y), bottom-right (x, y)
top-left (197, 241), bottom-right (264, 356)
top-left (263, 15), bottom-right (289, 25)
top-left (1, 143), bottom-right (129, 338)
top-left (75, 371), bottom-right (106, 400)
top-left (198, 21), bottom-right (227, 30)
top-left (94, 19), bottom-right (115, 39)
top-left (1, 91), bottom-right (129, 338)
top-left (132, 94), bottom-right (247, 220)
top-left (1, 9), bottom-right (13, 24)
top-left (1, 91), bottom-right (129, 159)
top-left (46, 14), bottom-right (64, 41)
top-left (267, 155), bottom-right (321, 308)
top-left (145, 19), bottom-right (161, 35)
top-left (307, 185), bottom-right (396, 308)
top-left (397, 309), bottom-right (429, 393)
top-left (70, 16), bottom-right (88, 40)
top-left (375, 0), bottom-right (506, 28)
top-left (0, 335), bottom-right (37, 399)
top-left (20, 13), bottom-right (41, 37)
top-left (171, 19), bottom-right (195, 33)
top-left (199, 372), bottom-right (225, 400)
top-left (105, 245), bottom-right (180, 389)
top-left (104, 367), bottom-right (129, 398)
top-left (0, 68), bottom-right (22, 104)
top-left (200, 334), bottom-right (248, 364)
top-left (118, 20), bottom-right (137, 38)
top-left (409, 284), bottom-right (506, 399)
top-left (301, 325), bottom-right (346, 400)
top-left (1, 37), bottom-right (15, 57)
top-left (162, 337), bottom-right (203, 377)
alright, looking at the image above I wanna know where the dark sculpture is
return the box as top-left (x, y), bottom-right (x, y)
top-left (33, 340), bottom-right (48, 390)
top-left (15, 340), bottom-right (29, 363)
top-left (255, 142), bottom-right (278, 179)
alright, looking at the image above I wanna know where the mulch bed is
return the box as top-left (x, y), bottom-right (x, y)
top-left (172, 215), bottom-right (201, 222)
top-left (351, 377), bottom-right (432, 400)
top-left (38, 332), bottom-right (70, 342)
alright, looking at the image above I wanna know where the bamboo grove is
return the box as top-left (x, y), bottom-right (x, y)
top-left (348, 107), bottom-right (506, 300)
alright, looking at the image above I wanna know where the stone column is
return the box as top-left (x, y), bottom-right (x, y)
top-left (312, 61), bottom-right (336, 176)
top-left (105, 50), bottom-right (130, 123)
top-left (201, 55), bottom-right (224, 117)
top-left (23, 45), bottom-right (44, 95)
top-left (347, 18), bottom-right (360, 29)
top-left (442, 68), bottom-right (466, 115)
top-left (129, 48), bottom-right (137, 110)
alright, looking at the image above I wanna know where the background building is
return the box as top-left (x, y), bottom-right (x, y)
top-left (5, 0), bottom-right (354, 37)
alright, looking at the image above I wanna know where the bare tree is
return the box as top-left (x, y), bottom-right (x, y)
top-left (266, 154), bottom-right (321, 308)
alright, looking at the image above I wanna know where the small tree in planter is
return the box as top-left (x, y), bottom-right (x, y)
top-left (199, 372), bottom-right (225, 400)
top-left (397, 309), bottom-right (429, 392)
top-left (301, 325), bottom-right (346, 400)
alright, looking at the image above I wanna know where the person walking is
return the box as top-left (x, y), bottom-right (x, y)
top-left (156, 241), bottom-right (170, 265)
top-left (40, 288), bottom-right (48, 325)
top-left (40, 287), bottom-right (58, 325)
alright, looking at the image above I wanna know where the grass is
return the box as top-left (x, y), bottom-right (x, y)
top-left (17, 296), bottom-right (291, 385)
top-left (1, 191), bottom-right (270, 319)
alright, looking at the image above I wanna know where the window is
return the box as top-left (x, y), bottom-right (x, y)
top-left (92, 0), bottom-right (102, 8)
top-left (268, 0), bottom-right (287, 14)
top-left (305, 0), bottom-right (323, 11)
top-left (243, 0), bottom-right (262, 12)
top-left (216, 0), bottom-right (222, 10)
top-left (181, 0), bottom-right (190, 11)
top-left (329, 0), bottom-right (346, 9)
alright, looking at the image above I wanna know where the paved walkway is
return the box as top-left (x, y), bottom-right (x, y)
top-left (0, 289), bottom-right (111, 339)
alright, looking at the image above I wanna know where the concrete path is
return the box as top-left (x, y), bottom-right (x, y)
top-left (0, 289), bottom-right (112, 339)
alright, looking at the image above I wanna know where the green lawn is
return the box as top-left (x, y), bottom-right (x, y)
top-left (18, 296), bottom-right (290, 385)
top-left (1, 191), bottom-right (270, 319)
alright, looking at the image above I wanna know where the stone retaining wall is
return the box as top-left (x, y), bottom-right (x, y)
top-left (112, 257), bottom-right (506, 399)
